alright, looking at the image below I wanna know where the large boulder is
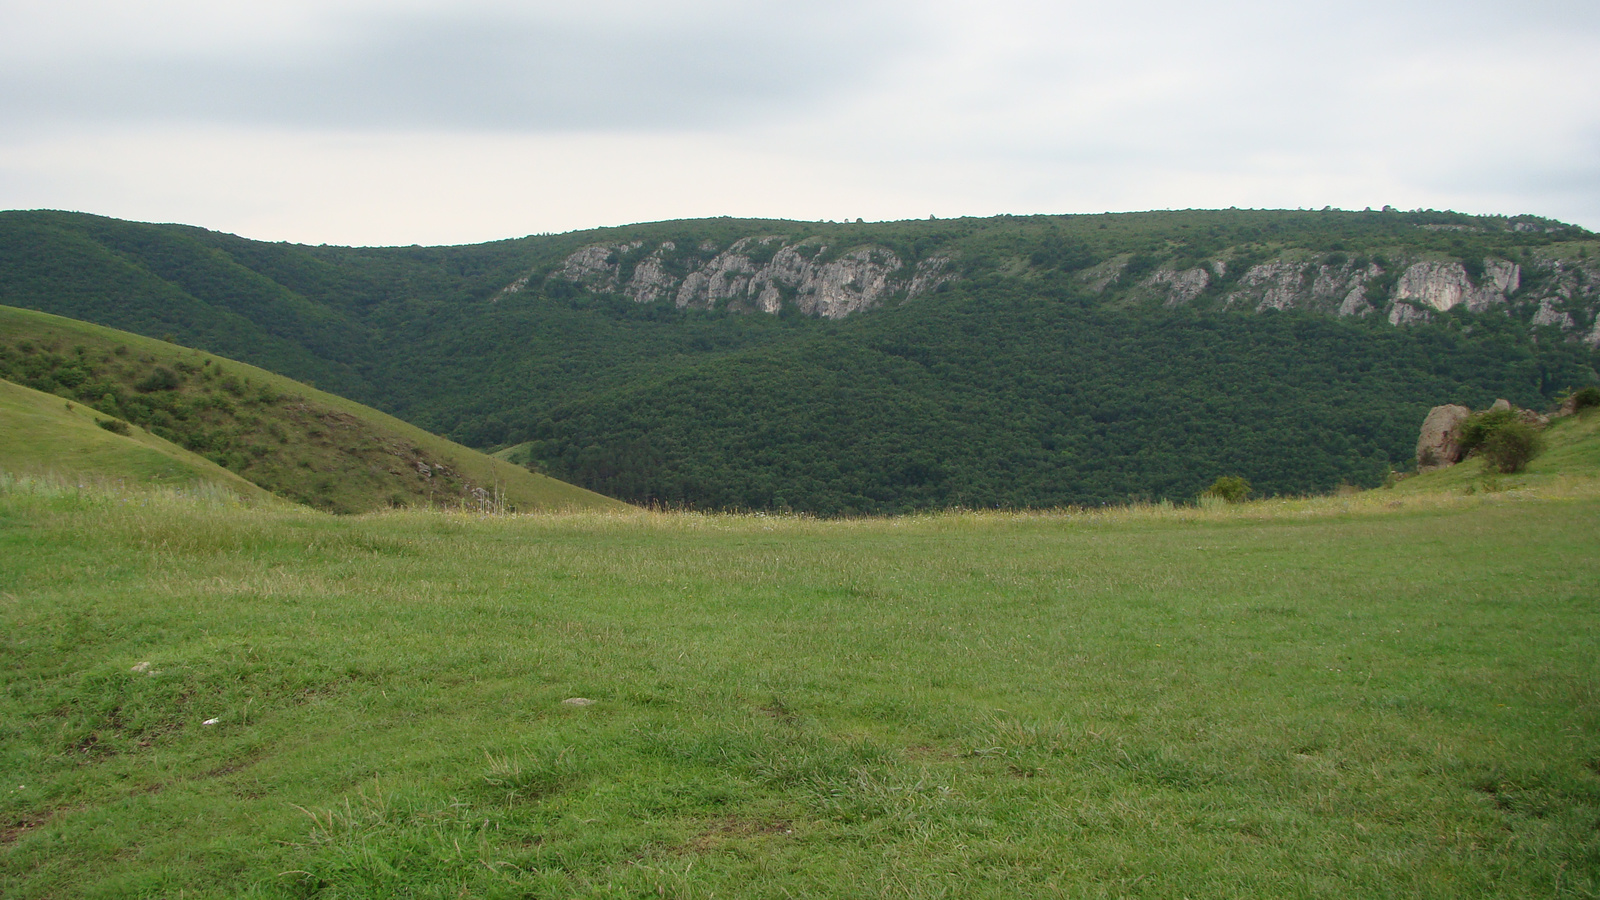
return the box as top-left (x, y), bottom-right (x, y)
top-left (1416, 404), bottom-right (1472, 470)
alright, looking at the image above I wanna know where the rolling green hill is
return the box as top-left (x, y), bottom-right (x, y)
top-left (0, 378), bottom-right (276, 502)
top-left (0, 306), bottom-right (627, 513)
top-left (2, 208), bottom-right (1597, 513)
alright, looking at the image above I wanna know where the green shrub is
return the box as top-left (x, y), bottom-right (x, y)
top-left (135, 367), bottom-right (180, 393)
top-left (1477, 421), bottom-right (1543, 474)
top-left (1202, 475), bottom-right (1251, 504)
top-left (1457, 409), bottom-right (1515, 455)
top-left (95, 417), bottom-right (131, 436)
top-left (1459, 409), bottom-right (1543, 474)
top-left (1572, 386), bottom-right (1600, 412)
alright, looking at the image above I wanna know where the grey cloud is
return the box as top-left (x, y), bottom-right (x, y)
top-left (1, 3), bottom-right (913, 132)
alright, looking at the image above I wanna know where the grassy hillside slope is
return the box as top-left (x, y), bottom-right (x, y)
top-left (1393, 406), bottom-right (1600, 496)
top-left (0, 306), bottom-right (627, 513)
top-left (0, 379), bottom-right (275, 502)
top-left (2, 472), bottom-right (1596, 897)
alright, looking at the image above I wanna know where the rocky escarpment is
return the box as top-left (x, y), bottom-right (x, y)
top-left (524, 224), bottom-right (1600, 337)
top-left (543, 237), bottom-right (955, 319)
top-left (1392, 260), bottom-right (1521, 314)
top-left (1231, 258), bottom-right (1383, 316)
top-left (1112, 251), bottom-right (1600, 346)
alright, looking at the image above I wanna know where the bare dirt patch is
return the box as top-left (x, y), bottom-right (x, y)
top-left (684, 816), bottom-right (793, 852)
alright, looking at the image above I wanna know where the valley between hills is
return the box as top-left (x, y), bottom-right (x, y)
top-left (3, 206), bottom-right (1597, 513)
top-left (2, 207), bottom-right (1599, 898)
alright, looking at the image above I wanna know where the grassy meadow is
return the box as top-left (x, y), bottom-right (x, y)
top-left (2, 470), bottom-right (1598, 898)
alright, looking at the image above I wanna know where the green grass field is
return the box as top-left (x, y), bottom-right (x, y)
top-left (3, 465), bottom-right (1598, 898)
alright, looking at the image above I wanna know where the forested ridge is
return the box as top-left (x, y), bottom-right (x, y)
top-left (2, 207), bottom-right (1597, 513)
top-left (516, 291), bottom-right (1587, 512)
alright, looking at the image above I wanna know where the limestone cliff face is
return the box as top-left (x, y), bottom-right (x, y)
top-left (1525, 256), bottom-right (1600, 348)
top-left (1121, 250), bottom-right (1600, 345)
top-left (549, 237), bottom-right (954, 319)
top-left (1395, 260), bottom-right (1519, 313)
top-left (1146, 267), bottom-right (1212, 307)
top-left (557, 241), bottom-right (642, 289)
top-left (1530, 298), bottom-right (1574, 330)
top-left (625, 246), bottom-right (677, 304)
top-left (1123, 255), bottom-right (1381, 317)
top-left (1141, 255), bottom-right (1526, 318)
top-left (535, 229), bottom-right (1599, 339)
top-left (1225, 259), bottom-right (1380, 315)
top-left (1387, 302), bottom-right (1433, 326)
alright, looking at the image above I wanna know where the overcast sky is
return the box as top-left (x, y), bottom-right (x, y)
top-left (3, 0), bottom-right (1597, 246)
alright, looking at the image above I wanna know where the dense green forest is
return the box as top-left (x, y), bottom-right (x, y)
top-left (512, 292), bottom-right (1593, 512)
top-left (2, 208), bottom-right (1597, 512)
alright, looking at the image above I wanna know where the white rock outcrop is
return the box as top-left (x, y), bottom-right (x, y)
top-left (1394, 260), bottom-right (1518, 313)
top-left (791, 246), bottom-right (906, 319)
top-left (1337, 288), bottom-right (1374, 317)
top-left (1530, 299), bottom-right (1576, 330)
top-left (1145, 267), bottom-right (1211, 306)
top-left (1238, 260), bottom-right (1307, 312)
top-left (1129, 245), bottom-right (1600, 342)
top-left (624, 243), bottom-right (677, 304)
top-left (1388, 302), bottom-right (1432, 326)
top-left (490, 272), bottom-right (533, 302)
top-left (551, 236), bottom-right (954, 319)
top-left (511, 238), bottom-right (1600, 343)
top-left (907, 256), bottom-right (955, 300)
top-left (1512, 256), bottom-right (1600, 341)
top-left (1219, 258), bottom-right (1382, 316)
top-left (558, 241), bottom-right (643, 290)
